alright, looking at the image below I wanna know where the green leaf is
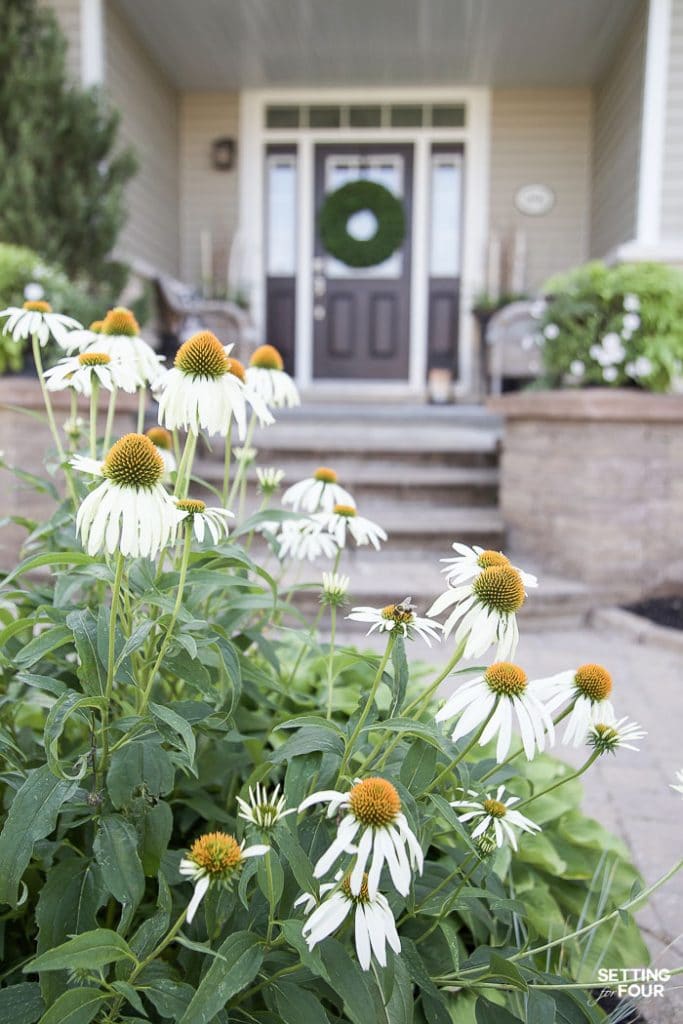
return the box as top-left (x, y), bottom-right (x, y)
top-left (139, 976), bottom-right (194, 1019)
top-left (527, 991), bottom-right (556, 1024)
top-left (115, 621), bottom-right (154, 670)
top-left (37, 988), bottom-right (106, 1024)
top-left (319, 939), bottom-right (377, 1024)
top-left (137, 800), bottom-right (173, 877)
top-left (274, 823), bottom-right (316, 892)
top-left (178, 931), bottom-right (263, 1024)
top-left (94, 815), bottom-right (145, 911)
top-left (257, 851), bottom-right (284, 908)
top-left (25, 929), bottom-right (135, 974)
top-left (488, 953), bottom-right (528, 992)
top-left (0, 983), bottom-right (45, 1024)
top-left (109, 982), bottom-right (146, 1016)
top-left (0, 765), bottom-right (78, 907)
top-left (399, 937), bottom-right (450, 1024)
top-left (66, 610), bottom-right (105, 696)
top-left (14, 626), bottom-right (73, 669)
top-left (44, 692), bottom-right (105, 780)
top-left (474, 999), bottom-right (523, 1024)
top-left (271, 982), bottom-right (330, 1023)
top-left (150, 703), bottom-right (196, 763)
top-left (390, 635), bottom-right (409, 715)
top-left (400, 738), bottom-right (437, 793)
top-left (106, 740), bottom-right (175, 809)
top-left (2, 551), bottom-right (96, 588)
top-left (270, 726), bottom-right (343, 764)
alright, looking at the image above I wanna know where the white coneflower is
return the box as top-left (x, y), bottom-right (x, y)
top-left (626, 356), bottom-right (653, 380)
top-left (283, 467), bottom-right (354, 513)
top-left (530, 664), bottom-right (615, 747)
top-left (623, 293), bottom-right (640, 312)
top-left (570, 359), bottom-right (586, 378)
top-left (61, 319), bottom-right (106, 354)
top-left (72, 433), bottom-right (184, 559)
top-left (451, 786), bottom-right (541, 851)
top-left (439, 544), bottom-right (537, 590)
top-left (0, 300), bottom-right (81, 349)
top-left (297, 872), bottom-right (400, 971)
top-left (277, 519), bottom-right (340, 562)
top-left (543, 323), bottom-right (560, 340)
top-left (347, 600), bottom-right (442, 646)
top-left (436, 662), bottom-right (555, 761)
top-left (671, 770), bottom-right (683, 795)
top-left (299, 777), bottom-right (423, 898)
top-left (234, 446), bottom-right (258, 466)
top-left (145, 426), bottom-right (176, 478)
top-left (586, 716), bottom-right (646, 755)
top-left (43, 351), bottom-right (138, 396)
top-left (313, 504), bottom-right (387, 551)
top-left (322, 572), bottom-right (350, 606)
top-left (236, 782), bottom-right (294, 831)
top-left (246, 344), bottom-right (300, 409)
top-left (174, 498), bottom-right (233, 544)
top-left (428, 563), bottom-right (529, 660)
top-left (157, 331), bottom-right (273, 439)
top-left (256, 467), bottom-right (285, 495)
top-left (92, 307), bottom-right (164, 387)
top-left (179, 831), bottom-right (269, 923)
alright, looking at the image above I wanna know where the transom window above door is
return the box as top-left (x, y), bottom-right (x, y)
top-left (264, 103), bottom-right (466, 130)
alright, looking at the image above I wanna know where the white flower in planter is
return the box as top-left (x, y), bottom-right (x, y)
top-left (157, 331), bottom-right (273, 439)
top-left (623, 293), bottom-right (640, 312)
top-left (623, 312), bottom-right (641, 332)
top-left (602, 366), bottom-right (618, 382)
top-left (439, 543), bottom-right (537, 591)
top-left (586, 716), bottom-right (646, 755)
top-left (347, 600), bottom-right (442, 645)
top-left (451, 785), bottom-right (541, 851)
top-left (283, 467), bottom-right (354, 513)
top-left (570, 360), bottom-right (585, 378)
top-left (173, 498), bottom-right (233, 544)
top-left (625, 356), bottom-right (653, 380)
top-left (530, 663), bottom-right (615, 747)
top-left (246, 344), bottom-right (300, 409)
top-left (89, 307), bottom-right (165, 387)
top-left (72, 433), bottom-right (184, 559)
top-left (435, 661), bottom-right (555, 761)
top-left (543, 323), bottom-right (560, 340)
top-left (298, 777), bottom-right (423, 898)
top-left (43, 351), bottom-right (138, 396)
top-left (0, 300), bottom-right (81, 349)
top-left (179, 831), bottom-right (269, 923)
top-left (297, 871), bottom-right (401, 971)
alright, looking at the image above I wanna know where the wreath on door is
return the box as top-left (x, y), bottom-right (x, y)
top-left (318, 180), bottom-right (406, 268)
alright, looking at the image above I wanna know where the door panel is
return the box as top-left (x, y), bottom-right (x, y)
top-left (313, 143), bottom-right (413, 380)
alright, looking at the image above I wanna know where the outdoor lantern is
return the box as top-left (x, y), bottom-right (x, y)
top-left (211, 137), bottom-right (235, 171)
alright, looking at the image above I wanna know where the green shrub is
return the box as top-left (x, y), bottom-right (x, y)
top-left (539, 261), bottom-right (683, 391)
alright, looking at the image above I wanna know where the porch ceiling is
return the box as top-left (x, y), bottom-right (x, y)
top-left (115, 0), bottom-right (640, 91)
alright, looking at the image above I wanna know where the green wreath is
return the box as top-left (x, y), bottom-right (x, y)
top-left (318, 180), bottom-right (406, 268)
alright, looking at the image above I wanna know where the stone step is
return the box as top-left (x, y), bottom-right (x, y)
top-left (193, 459), bottom-right (499, 508)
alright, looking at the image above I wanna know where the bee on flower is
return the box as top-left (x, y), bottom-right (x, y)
top-left (156, 331), bottom-right (273, 439)
top-left (179, 831), bottom-right (269, 923)
top-left (0, 300), bottom-right (81, 349)
top-left (43, 351), bottom-right (138, 396)
top-left (530, 663), bottom-right (616, 747)
top-left (283, 467), bottom-right (354, 514)
top-left (436, 661), bottom-right (555, 761)
top-left (174, 498), bottom-right (233, 544)
top-left (296, 871), bottom-right (400, 971)
top-left (298, 777), bottom-right (423, 898)
top-left (88, 307), bottom-right (165, 387)
top-left (586, 716), bottom-right (646, 755)
top-left (451, 786), bottom-right (541, 851)
top-left (347, 599), bottom-right (442, 645)
top-left (246, 344), bottom-right (300, 409)
top-left (72, 433), bottom-right (185, 559)
top-left (236, 782), bottom-right (294, 831)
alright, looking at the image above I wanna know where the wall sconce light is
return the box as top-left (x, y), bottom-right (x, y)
top-left (211, 137), bottom-right (235, 171)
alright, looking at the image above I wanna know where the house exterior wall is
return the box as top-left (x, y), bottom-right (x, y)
top-left (104, 1), bottom-right (180, 276)
top-left (662, 0), bottom-right (683, 240)
top-left (489, 89), bottom-right (592, 291)
top-left (590, 0), bottom-right (646, 256)
top-left (179, 94), bottom-right (240, 290)
top-left (44, 0), bottom-right (81, 81)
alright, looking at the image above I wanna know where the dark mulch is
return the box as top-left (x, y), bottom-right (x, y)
top-left (623, 596), bottom-right (683, 632)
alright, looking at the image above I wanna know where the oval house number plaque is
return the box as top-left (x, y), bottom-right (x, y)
top-left (514, 183), bottom-right (555, 217)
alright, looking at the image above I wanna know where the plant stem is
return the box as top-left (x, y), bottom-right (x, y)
top-left (515, 750), bottom-right (600, 811)
top-left (228, 413), bottom-right (256, 509)
top-left (479, 706), bottom-right (572, 783)
top-left (31, 333), bottom-right (78, 504)
top-left (139, 524), bottom-right (193, 713)
top-left (424, 702), bottom-right (499, 796)
top-left (416, 856), bottom-right (480, 943)
top-left (264, 851), bottom-right (276, 945)
top-left (325, 605), bottom-right (337, 720)
top-left (89, 378), bottom-right (100, 459)
top-left (337, 634), bottom-right (395, 783)
top-left (222, 421), bottom-right (233, 505)
top-left (106, 909), bottom-right (188, 1021)
top-left (174, 431), bottom-right (198, 498)
top-left (99, 552), bottom-right (125, 778)
top-left (103, 386), bottom-right (117, 453)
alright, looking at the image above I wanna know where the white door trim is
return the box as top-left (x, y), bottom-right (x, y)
top-left (637, 0), bottom-right (672, 244)
top-left (238, 86), bottom-right (491, 397)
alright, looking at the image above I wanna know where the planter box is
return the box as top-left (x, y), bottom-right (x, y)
top-left (0, 378), bottom-right (140, 570)
top-left (488, 389), bottom-right (683, 596)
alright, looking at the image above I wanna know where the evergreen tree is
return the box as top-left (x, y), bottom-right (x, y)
top-left (0, 0), bottom-right (137, 284)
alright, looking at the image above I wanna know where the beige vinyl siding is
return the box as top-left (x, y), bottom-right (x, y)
top-left (45, 0), bottom-right (81, 81)
top-left (590, 1), bottom-right (646, 256)
top-left (179, 94), bottom-right (240, 289)
top-left (662, 0), bottom-right (683, 240)
top-left (104, 1), bottom-right (180, 275)
top-left (489, 89), bottom-right (592, 291)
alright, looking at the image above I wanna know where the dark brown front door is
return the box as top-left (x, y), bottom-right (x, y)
top-left (313, 144), bottom-right (413, 380)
